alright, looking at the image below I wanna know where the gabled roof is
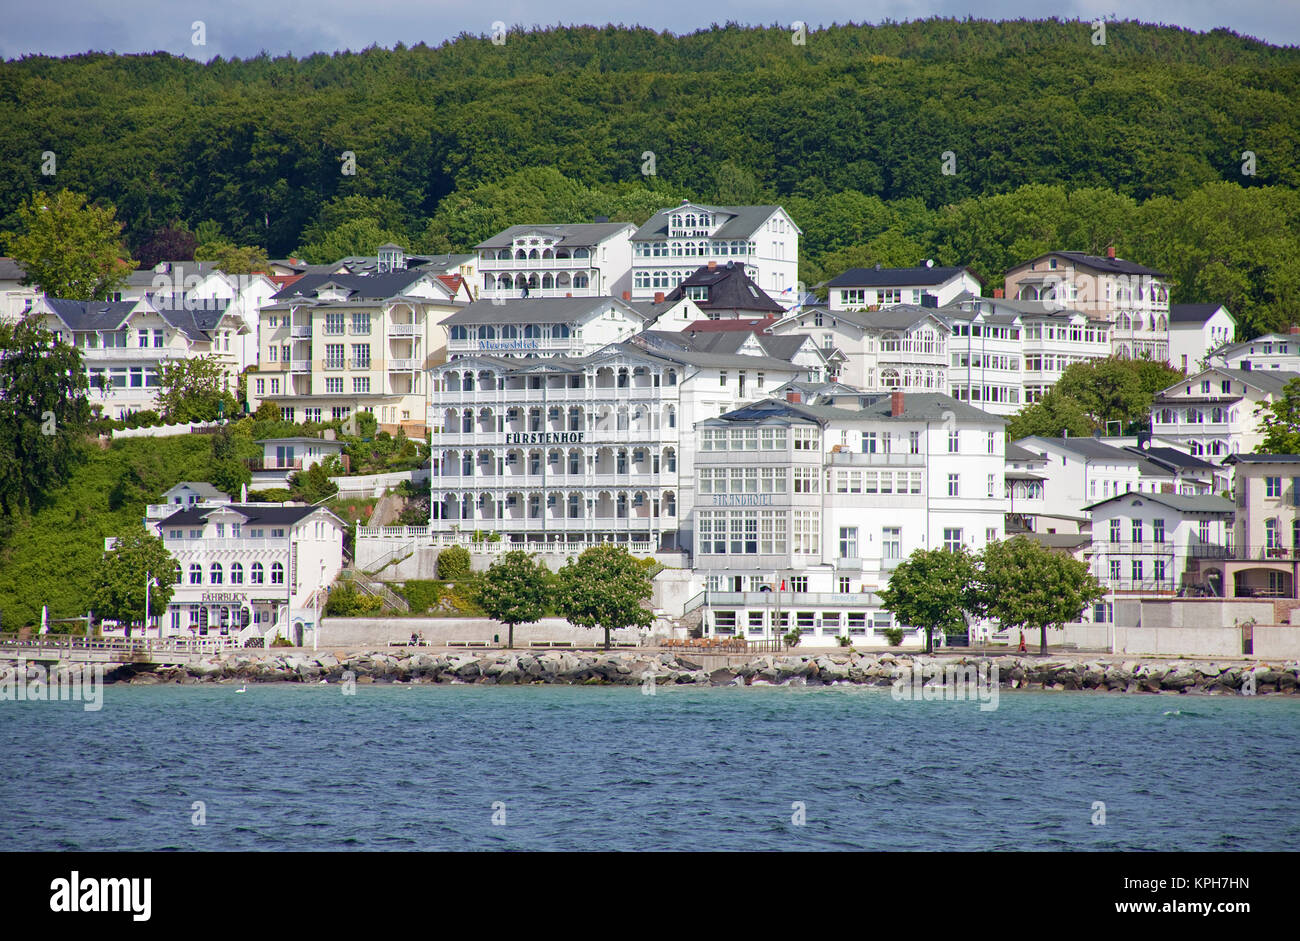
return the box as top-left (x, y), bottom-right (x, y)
top-left (1082, 492), bottom-right (1236, 515)
top-left (1223, 454), bottom-right (1300, 465)
top-left (475, 222), bottom-right (634, 250)
top-left (157, 299), bottom-right (247, 341)
top-left (1006, 443), bottom-right (1048, 463)
top-left (706, 391), bottom-right (1004, 427)
top-left (160, 503), bottom-right (341, 528)
top-left (826, 265), bottom-right (976, 288)
top-left (0, 257), bottom-right (27, 281)
top-left (781, 304), bottom-right (948, 333)
top-left (270, 271), bottom-right (433, 302)
top-left (444, 296), bottom-right (644, 326)
top-left (1170, 303), bottom-right (1233, 325)
top-left (163, 482), bottom-right (229, 501)
top-left (662, 261), bottom-right (784, 313)
top-left (125, 261), bottom-right (224, 286)
top-left (1016, 436), bottom-right (1140, 463)
top-left (682, 317), bottom-right (778, 333)
top-left (1122, 445), bottom-right (1219, 473)
top-left (631, 204), bottom-right (796, 241)
top-left (43, 298), bottom-right (140, 331)
top-left (1012, 251), bottom-right (1166, 278)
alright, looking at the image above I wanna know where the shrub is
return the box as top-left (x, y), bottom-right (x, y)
top-left (783, 630), bottom-right (802, 648)
top-left (883, 627), bottom-right (905, 647)
top-left (270, 635), bottom-right (294, 647)
top-left (437, 545), bottom-right (472, 582)
top-left (324, 581), bottom-right (384, 616)
top-left (399, 580), bottom-right (441, 615)
top-left (836, 635), bottom-right (852, 647)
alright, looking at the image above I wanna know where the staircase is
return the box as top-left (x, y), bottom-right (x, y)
top-left (363, 541), bottom-right (417, 577)
top-left (340, 568), bottom-right (410, 612)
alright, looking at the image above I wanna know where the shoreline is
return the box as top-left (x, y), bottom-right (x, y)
top-left (8, 650), bottom-right (1296, 695)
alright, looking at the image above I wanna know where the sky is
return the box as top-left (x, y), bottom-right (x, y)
top-left (2, 0), bottom-right (1298, 60)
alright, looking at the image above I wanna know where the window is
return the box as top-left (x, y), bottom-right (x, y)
top-left (1131, 560), bottom-right (1143, 582)
top-left (1131, 520), bottom-right (1143, 543)
top-left (353, 377), bottom-right (370, 394)
top-left (326, 377), bottom-right (344, 394)
top-left (839, 527), bottom-right (858, 559)
top-left (947, 474), bottom-right (959, 497)
top-left (943, 528), bottom-right (963, 552)
top-left (189, 564), bottom-right (202, 585)
top-left (909, 430), bottom-right (920, 454)
top-left (351, 312), bottom-right (371, 334)
top-left (1109, 519), bottom-right (1121, 543)
top-left (793, 427), bottom-right (817, 451)
top-left (1154, 559), bottom-right (1166, 584)
top-left (882, 527), bottom-right (901, 560)
top-left (1267, 477), bottom-right (1282, 498)
top-left (987, 474), bottom-right (996, 498)
top-left (351, 344), bottom-right (371, 369)
top-left (230, 563), bottom-right (244, 585)
top-left (862, 432), bottom-right (877, 454)
top-left (210, 563), bottom-right (223, 585)
top-left (325, 344), bottom-right (345, 368)
top-left (987, 431), bottom-right (996, 454)
top-left (719, 371), bottom-right (727, 387)
top-left (325, 313), bottom-right (345, 335)
top-left (1153, 519), bottom-right (1165, 543)
top-left (948, 430), bottom-right (959, 453)
top-left (251, 563), bottom-right (264, 584)
top-left (270, 562), bottom-right (284, 584)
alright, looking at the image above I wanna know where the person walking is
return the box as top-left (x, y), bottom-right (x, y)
top-left (1018, 631), bottom-right (1027, 654)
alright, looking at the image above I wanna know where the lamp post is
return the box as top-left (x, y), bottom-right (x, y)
top-left (144, 572), bottom-right (157, 639)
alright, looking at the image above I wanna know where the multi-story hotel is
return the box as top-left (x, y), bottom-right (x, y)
top-left (1150, 366), bottom-right (1298, 461)
top-left (38, 295), bottom-right (247, 421)
top-left (693, 388), bottom-right (1007, 646)
top-left (249, 270), bottom-right (469, 434)
top-left (1003, 249), bottom-right (1172, 361)
top-left (427, 338), bottom-right (804, 552)
top-left (444, 296), bottom-right (645, 360)
top-left (1208, 329), bottom-right (1300, 373)
top-left (145, 483), bottom-right (345, 646)
top-left (631, 203), bottom-right (801, 306)
top-left (475, 223), bottom-right (635, 301)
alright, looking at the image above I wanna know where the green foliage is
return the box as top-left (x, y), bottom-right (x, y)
top-left (323, 580), bottom-right (383, 616)
top-left (0, 434), bottom-right (224, 629)
top-left (396, 497), bottom-right (430, 526)
top-left (156, 356), bottom-right (239, 422)
top-left (783, 630), bottom-right (802, 648)
top-left (89, 528), bottom-right (176, 629)
top-left (194, 239), bottom-right (269, 274)
top-left (1256, 377), bottom-right (1300, 453)
top-left (1007, 356), bottom-right (1182, 439)
top-left (883, 627), bottom-right (905, 647)
top-left (978, 536), bottom-right (1104, 655)
top-left (436, 545), bottom-right (472, 582)
top-left (556, 544), bottom-right (653, 649)
top-left (270, 635), bottom-right (296, 647)
top-left (480, 551), bottom-right (551, 646)
top-left (287, 456), bottom-right (342, 504)
top-left (0, 315), bottom-right (92, 520)
top-left (836, 635), bottom-right (852, 647)
top-left (397, 580), bottom-right (441, 615)
top-left (877, 546), bottom-right (980, 654)
top-left (2, 189), bottom-right (134, 300)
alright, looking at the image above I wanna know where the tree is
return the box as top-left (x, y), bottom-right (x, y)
top-left (1255, 376), bottom-right (1300, 453)
top-left (436, 545), bottom-right (472, 582)
top-left (978, 536), bottom-right (1103, 656)
top-left (207, 425), bottom-right (251, 497)
top-left (480, 551), bottom-right (551, 648)
top-left (2, 189), bottom-right (134, 300)
top-left (90, 528), bottom-right (177, 635)
top-left (194, 239), bottom-right (269, 274)
top-left (1007, 357), bottom-right (1182, 440)
top-left (155, 356), bottom-right (238, 422)
top-left (134, 220), bottom-right (198, 269)
top-left (0, 315), bottom-right (92, 517)
top-left (1005, 389), bottom-right (1094, 441)
top-left (556, 544), bottom-right (653, 649)
top-left (877, 546), bottom-right (979, 654)
top-left (287, 456), bottom-right (341, 504)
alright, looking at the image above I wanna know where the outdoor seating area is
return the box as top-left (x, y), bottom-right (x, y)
top-left (662, 636), bottom-right (747, 651)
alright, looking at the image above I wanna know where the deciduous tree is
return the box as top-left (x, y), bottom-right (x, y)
top-left (556, 544), bottom-right (653, 649)
top-left (978, 536), bottom-right (1103, 656)
top-left (480, 551), bottom-right (551, 648)
top-left (2, 190), bottom-right (134, 300)
top-left (877, 546), bottom-right (979, 654)
top-left (90, 528), bottom-right (177, 635)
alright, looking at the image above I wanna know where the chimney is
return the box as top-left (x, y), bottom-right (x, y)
top-left (654, 291), bottom-right (665, 303)
top-left (786, 391), bottom-right (801, 404)
top-left (622, 290), bottom-right (631, 301)
top-left (707, 260), bottom-right (717, 270)
top-left (992, 288), bottom-right (1004, 299)
top-left (1106, 246), bottom-right (1116, 259)
top-left (891, 389), bottom-right (904, 417)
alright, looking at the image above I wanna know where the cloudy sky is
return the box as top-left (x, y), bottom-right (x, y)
top-left (3, 0), bottom-right (1297, 60)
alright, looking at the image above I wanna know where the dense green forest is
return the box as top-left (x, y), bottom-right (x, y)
top-left (3, 19), bottom-right (1300, 334)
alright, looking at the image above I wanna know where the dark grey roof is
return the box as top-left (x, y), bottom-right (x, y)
top-left (271, 271), bottom-right (433, 301)
top-left (663, 262), bottom-right (784, 313)
top-left (1170, 303), bottom-right (1232, 325)
top-left (709, 392), bottom-right (1004, 427)
top-left (1082, 493), bottom-right (1236, 515)
top-left (1016, 436), bottom-right (1140, 463)
top-left (445, 297), bottom-right (644, 326)
top-left (160, 503), bottom-right (329, 527)
top-left (43, 298), bottom-right (138, 331)
top-left (1016, 251), bottom-right (1165, 277)
top-left (1223, 454), bottom-right (1300, 464)
top-left (1022, 532), bottom-right (1091, 551)
top-left (126, 261), bottom-right (223, 285)
top-left (1006, 443), bottom-right (1047, 463)
top-left (782, 304), bottom-right (945, 333)
top-left (164, 482), bottom-right (229, 500)
top-left (1122, 445), bottom-right (1218, 473)
top-left (637, 328), bottom-right (811, 366)
top-left (826, 265), bottom-right (974, 288)
top-left (158, 299), bottom-right (242, 341)
top-left (0, 257), bottom-right (26, 280)
top-left (475, 222), bottom-right (633, 250)
top-left (631, 204), bottom-right (792, 242)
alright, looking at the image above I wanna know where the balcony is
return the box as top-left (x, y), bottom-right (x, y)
top-left (388, 323), bottom-right (419, 336)
top-left (475, 288), bottom-right (597, 300)
top-left (387, 358), bottom-right (418, 370)
top-left (349, 359), bottom-right (372, 370)
top-left (289, 360), bottom-right (312, 373)
top-left (79, 346), bottom-right (186, 361)
top-left (244, 458), bottom-right (304, 471)
top-left (706, 591), bottom-right (883, 608)
top-left (480, 257), bottom-right (595, 270)
top-left (290, 326), bottom-right (311, 338)
top-left (829, 450), bottom-right (925, 467)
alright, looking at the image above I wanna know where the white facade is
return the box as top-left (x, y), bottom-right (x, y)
top-left (148, 496), bottom-right (345, 645)
top-left (0, 258), bottom-right (40, 321)
top-left (445, 297), bottom-right (645, 360)
top-left (1087, 492), bottom-right (1234, 596)
top-left (826, 265), bottom-right (981, 311)
top-left (1208, 332), bottom-right (1300, 374)
top-left (1013, 437), bottom-right (1144, 518)
top-left (631, 204), bottom-right (801, 307)
top-left (427, 343), bottom-right (803, 552)
top-left (1169, 304), bottom-right (1235, 374)
top-left (1150, 367), bottom-right (1298, 461)
top-left (476, 223), bottom-right (635, 301)
top-left (694, 390), bottom-right (1006, 647)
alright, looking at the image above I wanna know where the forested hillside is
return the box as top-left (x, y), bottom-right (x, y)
top-left (3, 18), bottom-right (1299, 334)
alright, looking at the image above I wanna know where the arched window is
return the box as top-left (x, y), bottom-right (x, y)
top-left (251, 563), bottom-right (264, 584)
top-left (230, 563), bottom-right (244, 585)
top-left (271, 562), bottom-right (284, 585)
top-left (210, 562), bottom-right (223, 585)
top-left (189, 563), bottom-right (202, 585)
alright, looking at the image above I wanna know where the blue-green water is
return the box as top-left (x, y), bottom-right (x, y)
top-left (2, 684), bottom-right (1297, 851)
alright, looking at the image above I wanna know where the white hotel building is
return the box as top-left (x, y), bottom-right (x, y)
top-left (146, 483), bottom-right (345, 646)
top-left (475, 223), bottom-right (636, 301)
top-left (429, 303), bottom-right (806, 551)
top-left (693, 389), bottom-right (1007, 646)
top-left (631, 203), bottom-right (801, 307)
